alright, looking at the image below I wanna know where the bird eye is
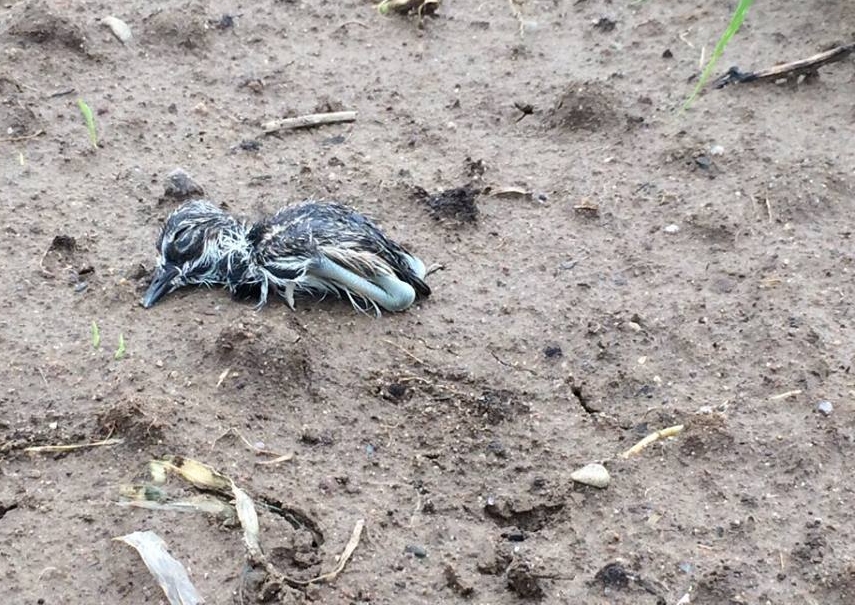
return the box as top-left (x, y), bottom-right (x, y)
top-left (163, 225), bottom-right (203, 264)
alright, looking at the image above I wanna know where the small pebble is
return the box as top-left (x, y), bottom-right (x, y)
top-left (570, 463), bottom-right (611, 488)
top-left (710, 144), bottom-right (725, 156)
top-left (663, 224), bottom-right (680, 234)
top-left (543, 345), bottom-right (563, 359)
top-left (101, 16), bottom-right (132, 44)
top-left (815, 400), bottom-right (833, 416)
top-left (405, 545), bottom-right (427, 558)
top-left (695, 154), bottom-right (712, 169)
top-left (74, 281), bottom-right (88, 293)
top-left (163, 168), bottom-right (204, 200)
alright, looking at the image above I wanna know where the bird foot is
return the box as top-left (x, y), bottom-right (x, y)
top-left (425, 263), bottom-right (445, 277)
top-left (284, 282), bottom-right (296, 310)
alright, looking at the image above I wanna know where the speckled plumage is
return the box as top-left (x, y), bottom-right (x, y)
top-left (143, 199), bottom-right (431, 315)
top-left (248, 201), bottom-right (431, 313)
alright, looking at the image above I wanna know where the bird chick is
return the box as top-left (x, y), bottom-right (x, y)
top-left (248, 201), bottom-right (431, 315)
top-left (142, 200), bottom-right (254, 308)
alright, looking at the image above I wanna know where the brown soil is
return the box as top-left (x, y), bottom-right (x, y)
top-left (2, 1), bottom-right (854, 603)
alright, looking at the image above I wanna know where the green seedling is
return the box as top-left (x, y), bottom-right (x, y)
top-left (115, 333), bottom-right (126, 360)
top-left (77, 98), bottom-right (98, 148)
top-left (91, 320), bottom-right (101, 349)
top-left (684, 0), bottom-right (754, 109)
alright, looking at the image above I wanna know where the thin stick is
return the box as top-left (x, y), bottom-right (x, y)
top-left (216, 367), bottom-right (231, 388)
top-left (383, 339), bottom-right (426, 365)
top-left (306, 519), bottom-right (364, 584)
top-left (769, 389), bottom-right (801, 401)
top-left (0, 129), bottom-right (45, 143)
top-left (25, 437), bottom-right (124, 453)
top-left (714, 42), bottom-right (855, 89)
top-left (488, 348), bottom-right (539, 376)
top-left (212, 427), bottom-right (293, 462)
top-left (262, 111), bottom-right (356, 134)
top-left (620, 424), bottom-right (684, 459)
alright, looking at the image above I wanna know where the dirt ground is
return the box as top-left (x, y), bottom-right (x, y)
top-left (1, 0), bottom-right (854, 603)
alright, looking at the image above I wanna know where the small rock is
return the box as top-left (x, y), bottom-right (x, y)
top-left (695, 154), bottom-right (712, 169)
top-left (163, 168), bottom-right (204, 201)
top-left (405, 544), bottom-right (427, 558)
top-left (570, 463), bottom-right (610, 488)
top-left (663, 224), bottom-right (680, 234)
top-left (101, 16), bottom-right (132, 44)
top-left (710, 144), bottom-right (725, 156)
top-left (592, 17), bottom-right (616, 32)
top-left (662, 48), bottom-right (673, 59)
top-left (74, 281), bottom-right (88, 293)
top-left (543, 345), bottom-right (563, 359)
top-left (815, 400), bottom-right (833, 416)
top-left (501, 528), bottom-right (526, 542)
top-left (239, 139), bottom-right (260, 152)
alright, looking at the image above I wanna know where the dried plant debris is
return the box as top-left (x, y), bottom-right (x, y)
top-left (414, 185), bottom-right (479, 224)
top-left (24, 437), bottom-right (123, 454)
top-left (378, 0), bottom-right (440, 17)
top-left (118, 456), bottom-right (362, 599)
top-left (115, 531), bottom-right (204, 605)
top-left (620, 424), bottom-right (684, 458)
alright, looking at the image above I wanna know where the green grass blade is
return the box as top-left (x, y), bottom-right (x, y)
top-left (115, 333), bottom-right (126, 360)
top-left (77, 98), bottom-right (98, 148)
top-left (684, 0), bottom-right (755, 109)
top-left (91, 321), bottom-right (101, 349)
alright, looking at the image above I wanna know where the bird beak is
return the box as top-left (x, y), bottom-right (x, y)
top-left (142, 264), bottom-right (180, 308)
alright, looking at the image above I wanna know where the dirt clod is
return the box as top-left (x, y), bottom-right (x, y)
top-left (506, 559), bottom-right (545, 599)
top-left (7, 0), bottom-right (89, 54)
top-left (162, 167), bottom-right (205, 201)
top-left (415, 186), bottom-right (479, 224)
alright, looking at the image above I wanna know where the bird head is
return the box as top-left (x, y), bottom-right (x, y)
top-left (142, 200), bottom-right (251, 308)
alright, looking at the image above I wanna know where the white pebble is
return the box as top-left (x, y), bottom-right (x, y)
top-left (570, 463), bottom-right (610, 488)
top-left (101, 16), bottom-right (133, 44)
top-left (816, 400), bottom-right (833, 416)
top-left (710, 144), bottom-right (725, 156)
top-left (664, 224), bottom-right (680, 234)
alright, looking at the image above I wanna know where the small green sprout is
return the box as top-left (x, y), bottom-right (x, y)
top-left (77, 98), bottom-right (98, 148)
top-left (91, 321), bottom-right (101, 349)
top-left (684, 0), bottom-right (754, 109)
top-left (115, 333), bottom-right (126, 360)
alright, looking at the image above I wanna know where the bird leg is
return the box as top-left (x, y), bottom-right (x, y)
top-left (312, 257), bottom-right (416, 312)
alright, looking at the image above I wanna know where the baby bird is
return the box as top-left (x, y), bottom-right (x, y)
top-left (142, 200), bottom-right (254, 308)
top-left (248, 201), bottom-right (431, 315)
top-left (142, 199), bottom-right (431, 315)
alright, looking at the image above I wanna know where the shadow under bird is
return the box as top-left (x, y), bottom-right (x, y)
top-left (142, 199), bottom-right (431, 315)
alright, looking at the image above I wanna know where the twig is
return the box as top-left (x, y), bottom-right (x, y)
top-left (769, 389), bottom-right (801, 401)
top-left (488, 348), bottom-right (539, 376)
top-left (383, 339), bottom-right (426, 365)
top-left (331, 20), bottom-right (368, 33)
top-left (212, 427), bottom-right (293, 463)
top-left (307, 519), bottom-right (364, 583)
top-left (262, 111), bottom-right (356, 135)
top-left (507, 0), bottom-right (525, 37)
top-left (0, 129), bottom-right (45, 143)
top-left (714, 42), bottom-right (855, 89)
top-left (216, 367), bottom-right (231, 388)
top-left (620, 424), bottom-right (684, 458)
top-left (25, 437), bottom-right (124, 453)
